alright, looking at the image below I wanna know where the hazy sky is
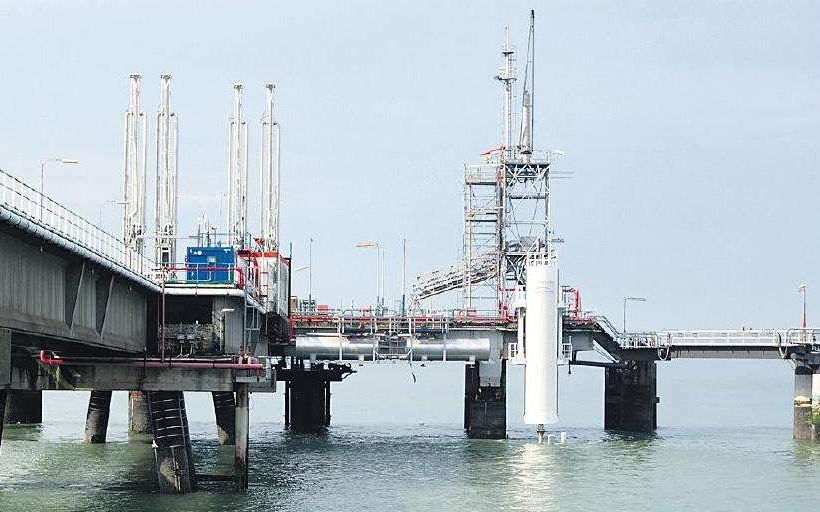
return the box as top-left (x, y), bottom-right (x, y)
top-left (1, 0), bottom-right (818, 332)
top-left (1, 1), bottom-right (817, 428)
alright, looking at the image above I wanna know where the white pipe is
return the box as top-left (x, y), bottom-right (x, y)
top-left (290, 336), bottom-right (491, 362)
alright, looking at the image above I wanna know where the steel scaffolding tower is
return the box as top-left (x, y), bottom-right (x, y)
top-left (155, 74), bottom-right (179, 266)
top-left (227, 83), bottom-right (249, 249)
top-left (122, 74), bottom-right (147, 254)
top-left (415, 11), bottom-right (554, 315)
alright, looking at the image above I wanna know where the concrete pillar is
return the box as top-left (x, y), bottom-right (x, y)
top-left (3, 390), bottom-right (43, 424)
top-left (147, 391), bottom-right (196, 493)
top-left (128, 391), bottom-right (151, 435)
top-left (286, 372), bottom-right (330, 433)
top-left (212, 391), bottom-right (236, 445)
top-left (813, 370), bottom-right (820, 441)
top-left (0, 390), bottom-right (6, 453)
top-left (234, 384), bottom-right (250, 490)
top-left (604, 360), bottom-right (658, 432)
top-left (463, 360), bottom-right (506, 439)
top-left (793, 364), bottom-right (814, 441)
top-left (83, 390), bottom-right (112, 443)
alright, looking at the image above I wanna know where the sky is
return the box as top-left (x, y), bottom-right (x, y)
top-left (1, 1), bottom-right (818, 426)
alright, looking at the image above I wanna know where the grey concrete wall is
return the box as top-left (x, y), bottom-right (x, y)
top-left (0, 232), bottom-right (148, 352)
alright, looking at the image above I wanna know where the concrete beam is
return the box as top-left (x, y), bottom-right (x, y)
top-left (64, 261), bottom-right (85, 329)
top-left (83, 390), bottom-right (112, 443)
top-left (9, 360), bottom-right (276, 393)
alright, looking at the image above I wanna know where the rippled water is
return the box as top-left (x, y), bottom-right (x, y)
top-left (2, 420), bottom-right (820, 512)
top-left (1, 362), bottom-right (819, 511)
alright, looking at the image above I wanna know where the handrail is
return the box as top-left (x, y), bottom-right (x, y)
top-left (0, 168), bottom-right (156, 280)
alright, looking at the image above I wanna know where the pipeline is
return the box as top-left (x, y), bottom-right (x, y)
top-left (288, 336), bottom-right (492, 362)
top-left (38, 351), bottom-right (264, 371)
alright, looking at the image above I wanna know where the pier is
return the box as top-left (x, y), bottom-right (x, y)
top-left (1, 10), bottom-right (818, 494)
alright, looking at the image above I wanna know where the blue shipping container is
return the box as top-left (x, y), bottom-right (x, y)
top-left (186, 246), bottom-right (236, 284)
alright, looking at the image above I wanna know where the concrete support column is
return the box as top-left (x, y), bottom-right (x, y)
top-left (234, 384), bottom-right (250, 490)
top-left (212, 391), bottom-right (236, 445)
top-left (147, 391), bottom-right (196, 493)
top-left (83, 390), bottom-right (112, 443)
top-left (286, 372), bottom-right (330, 433)
top-left (604, 360), bottom-right (658, 432)
top-left (3, 390), bottom-right (43, 424)
top-left (128, 391), bottom-right (151, 435)
top-left (793, 364), bottom-right (814, 441)
top-left (813, 370), bottom-right (820, 441)
top-left (464, 360), bottom-right (507, 439)
top-left (0, 390), bottom-right (6, 453)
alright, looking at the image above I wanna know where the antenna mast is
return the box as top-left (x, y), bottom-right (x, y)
top-left (155, 74), bottom-right (178, 266)
top-left (496, 28), bottom-right (517, 161)
top-left (519, 11), bottom-right (535, 163)
top-left (227, 83), bottom-right (249, 249)
top-left (260, 83), bottom-right (280, 253)
top-left (122, 74), bottom-right (147, 254)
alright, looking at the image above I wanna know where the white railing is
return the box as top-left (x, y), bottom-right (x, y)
top-left (617, 329), bottom-right (820, 349)
top-left (0, 168), bottom-right (156, 280)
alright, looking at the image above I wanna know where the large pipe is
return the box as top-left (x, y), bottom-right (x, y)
top-left (288, 336), bottom-right (491, 362)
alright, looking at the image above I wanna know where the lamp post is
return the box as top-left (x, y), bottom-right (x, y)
top-left (292, 265), bottom-right (309, 312)
top-left (39, 157), bottom-right (79, 218)
top-left (98, 199), bottom-right (127, 230)
top-left (401, 237), bottom-right (407, 316)
top-left (355, 241), bottom-right (381, 315)
top-left (623, 296), bottom-right (646, 333)
top-left (799, 282), bottom-right (807, 342)
top-left (308, 237), bottom-right (314, 309)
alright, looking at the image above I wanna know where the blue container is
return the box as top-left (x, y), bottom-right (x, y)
top-left (186, 246), bottom-right (236, 284)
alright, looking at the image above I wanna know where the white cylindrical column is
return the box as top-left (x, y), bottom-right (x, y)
top-left (523, 257), bottom-right (559, 427)
top-left (812, 371), bottom-right (820, 440)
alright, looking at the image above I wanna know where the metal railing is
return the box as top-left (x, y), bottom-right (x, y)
top-left (0, 168), bottom-right (155, 279)
top-left (586, 314), bottom-right (819, 350)
top-left (617, 329), bottom-right (820, 349)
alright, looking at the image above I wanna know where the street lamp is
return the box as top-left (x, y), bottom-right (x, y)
top-left (41, 157), bottom-right (79, 196)
top-left (292, 265), bottom-right (311, 312)
top-left (799, 282), bottom-right (807, 342)
top-left (355, 241), bottom-right (382, 314)
top-left (401, 236), bottom-right (407, 316)
top-left (98, 199), bottom-right (127, 229)
top-left (39, 157), bottom-right (79, 218)
top-left (623, 296), bottom-right (646, 333)
top-left (308, 237), bottom-right (314, 308)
